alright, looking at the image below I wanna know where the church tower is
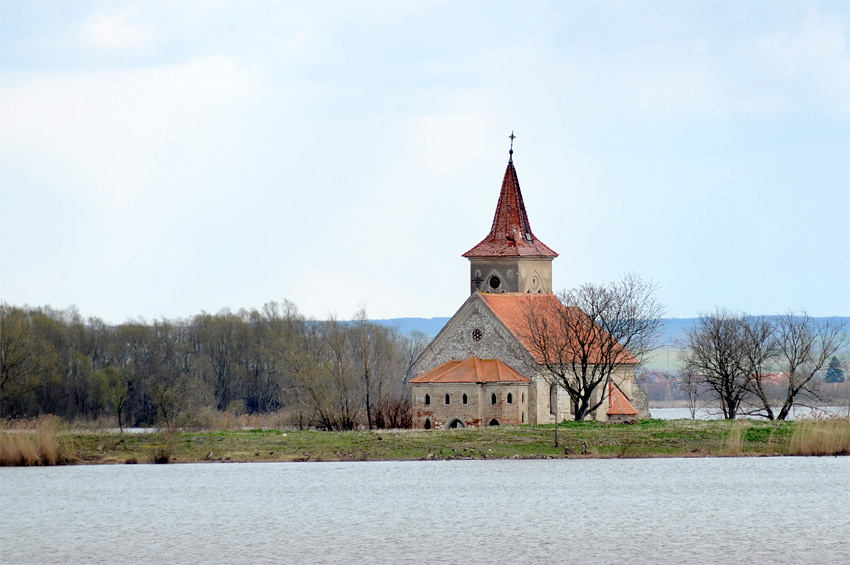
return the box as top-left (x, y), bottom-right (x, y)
top-left (462, 137), bottom-right (558, 294)
top-left (411, 135), bottom-right (649, 428)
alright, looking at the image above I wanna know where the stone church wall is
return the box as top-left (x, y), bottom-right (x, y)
top-left (412, 382), bottom-right (530, 429)
top-left (413, 295), bottom-right (652, 425)
top-left (414, 297), bottom-right (533, 379)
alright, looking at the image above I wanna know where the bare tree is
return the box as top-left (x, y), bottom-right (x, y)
top-left (350, 308), bottom-right (378, 429)
top-left (773, 311), bottom-right (847, 420)
top-left (740, 316), bottom-right (779, 420)
top-left (92, 366), bottom-right (130, 432)
top-left (684, 310), bottom-right (848, 421)
top-left (523, 273), bottom-right (663, 421)
top-left (679, 370), bottom-right (702, 419)
top-left (680, 310), bottom-right (753, 420)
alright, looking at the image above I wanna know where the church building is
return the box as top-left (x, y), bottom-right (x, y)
top-left (410, 140), bottom-right (648, 429)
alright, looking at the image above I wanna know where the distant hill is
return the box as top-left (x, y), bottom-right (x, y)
top-left (374, 316), bottom-right (850, 345)
top-left (373, 316), bottom-right (698, 341)
top-left (371, 317), bottom-right (451, 338)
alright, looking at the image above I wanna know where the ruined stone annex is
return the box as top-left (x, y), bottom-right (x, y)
top-left (410, 142), bottom-right (649, 430)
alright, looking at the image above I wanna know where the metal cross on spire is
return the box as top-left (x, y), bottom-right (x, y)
top-left (509, 131), bottom-right (516, 161)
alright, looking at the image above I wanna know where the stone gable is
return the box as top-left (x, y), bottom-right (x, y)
top-left (414, 294), bottom-right (535, 379)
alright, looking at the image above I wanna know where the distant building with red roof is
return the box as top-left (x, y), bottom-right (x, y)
top-left (411, 140), bottom-right (647, 429)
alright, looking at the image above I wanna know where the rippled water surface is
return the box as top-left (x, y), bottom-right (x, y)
top-left (2, 457), bottom-right (848, 564)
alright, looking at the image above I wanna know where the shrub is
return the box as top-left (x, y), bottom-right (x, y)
top-left (150, 432), bottom-right (177, 463)
top-left (150, 447), bottom-right (172, 464)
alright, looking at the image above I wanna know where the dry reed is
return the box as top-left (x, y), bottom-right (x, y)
top-left (789, 418), bottom-right (850, 456)
top-left (0, 416), bottom-right (75, 466)
top-left (724, 419), bottom-right (749, 455)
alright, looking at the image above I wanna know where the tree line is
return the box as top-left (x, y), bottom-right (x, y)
top-left (1, 301), bottom-right (428, 430)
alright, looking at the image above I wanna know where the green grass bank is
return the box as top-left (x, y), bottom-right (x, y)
top-left (3, 418), bottom-right (849, 465)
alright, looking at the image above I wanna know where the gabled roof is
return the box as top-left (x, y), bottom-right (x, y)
top-left (462, 159), bottom-right (558, 259)
top-left (479, 293), bottom-right (639, 366)
top-left (607, 382), bottom-right (638, 416)
top-left (410, 356), bottom-right (531, 384)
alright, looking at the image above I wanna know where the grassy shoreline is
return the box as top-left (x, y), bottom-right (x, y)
top-left (3, 418), bottom-right (849, 465)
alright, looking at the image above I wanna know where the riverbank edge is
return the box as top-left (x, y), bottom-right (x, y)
top-left (4, 418), bottom-right (848, 466)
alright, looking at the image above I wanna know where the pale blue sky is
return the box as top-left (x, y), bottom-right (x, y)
top-left (1, 0), bottom-right (848, 323)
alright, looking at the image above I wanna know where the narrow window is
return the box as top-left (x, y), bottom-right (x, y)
top-left (424, 394), bottom-right (430, 406)
top-left (462, 393), bottom-right (468, 404)
top-left (522, 412), bottom-right (525, 423)
top-left (445, 394), bottom-right (450, 405)
top-left (507, 393), bottom-right (513, 404)
top-left (521, 393), bottom-right (525, 403)
top-left (491, 393), bottom-right (497, 404)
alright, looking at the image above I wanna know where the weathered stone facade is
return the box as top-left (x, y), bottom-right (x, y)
top-left (412, 293), bottom-right (650, 424)
top-left (412, 382), bottom-right (531, 429)
top-left (468, 257), bottom-right (554, 295)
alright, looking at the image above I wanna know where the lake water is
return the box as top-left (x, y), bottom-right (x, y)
top-left (651, 405), bottom-right (849, 420)
top-left (2, 458), bottom-right (848, 564)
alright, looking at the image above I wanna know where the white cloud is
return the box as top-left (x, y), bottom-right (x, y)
top-left (1, 56), bottom-right (269, 202)
top-left (81, 5), bottom-right (156, 51)
top-left (754, 6), bottom-right (850, 117)
top-left (1, 0), bottom-right (847, 321)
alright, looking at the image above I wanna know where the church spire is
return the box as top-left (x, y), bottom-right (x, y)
top-left (462, 137), bottom-right (558, 259)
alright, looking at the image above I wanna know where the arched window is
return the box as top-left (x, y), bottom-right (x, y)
top-left (445, 394), bottom-right (451, 405)
top-left (521, 412), bottom-right (525, 423)
top-left (424, 394), bottom-right (430, 405)
top-left (424, 418), bottom-right (431, 430)
top-left (521, 393), bottom-right (525, 403)
top-left (462, 393), bottom-right (468, 404)
top-left (489, 419), bottom-right (499, 426)
top-left (448, 419), bottom-right (465, 429)
top-left (491, 393), bottom-right (497, 404)
top-left (507, 393), bottom-right (513, 404)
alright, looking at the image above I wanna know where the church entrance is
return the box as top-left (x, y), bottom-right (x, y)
top-left (447, 419), bottom-right (465, 429)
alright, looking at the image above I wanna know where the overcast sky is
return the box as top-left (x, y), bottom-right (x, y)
top-left (1, 0), bottom-right (848, 323)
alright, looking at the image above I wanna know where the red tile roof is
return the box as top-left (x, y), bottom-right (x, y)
top-left (607, 381), bottom-right (639, 416)
top-left (462, 160), bottom-right (558, 258)
top-left (410, 356), bottom-right (531, 384)
top-left (479, 293), bottom-right (639, 366)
